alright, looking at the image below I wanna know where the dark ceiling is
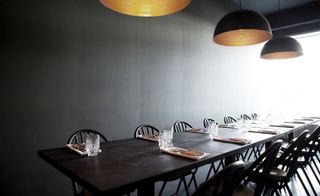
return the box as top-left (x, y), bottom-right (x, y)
top-left (232, 0), bottom-right (314, 14)
top-left (229, 0), bottom-right (320, 36)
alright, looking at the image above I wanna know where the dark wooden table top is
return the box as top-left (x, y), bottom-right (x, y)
top-left (38, 121), bottom-right (318, 195)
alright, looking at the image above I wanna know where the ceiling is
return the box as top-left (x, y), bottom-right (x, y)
top-left (232, 0), bottom-right (315, 14)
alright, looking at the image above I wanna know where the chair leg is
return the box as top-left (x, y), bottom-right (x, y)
top-left (296, 170), bottom-right (311, 196)
top-left (71, 180), bottom-right (79, 196)
top-left (311, 157), bottom-right (320, 175)
top-left (275, 189), bottom-right (281, 196)
top-left (308, 162), bottom-right (320, 184)
top-left (301, 167), bottom-right (317, 195)
top-left (285, 183), bottom-right (293, 196)
top-left (158, 181), bottom-right (167, 196)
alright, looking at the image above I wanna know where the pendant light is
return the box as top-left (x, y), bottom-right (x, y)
top-left (260, 37), bottom-right (303, 59)
top-left (98, 0), bottom-right (192, 17)
top-left (260, 0), bottom-right (303, 59)
top-left (213, 0), bottom-right (272, 46)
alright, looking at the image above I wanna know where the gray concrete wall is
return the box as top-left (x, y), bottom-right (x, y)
top-left (2, 0), bottom-right (319, 195)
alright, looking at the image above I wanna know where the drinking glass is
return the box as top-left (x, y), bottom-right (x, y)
top-left (208, 122), bottom-right (219, 139)
top-left (158, 128), bottom-right (173, 149)
top-left (236, 117), bottom-right (245, 129)
top-left (85, 133), bottom-right (100, 156)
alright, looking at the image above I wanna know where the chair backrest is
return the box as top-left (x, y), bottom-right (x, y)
top-left (240, 114), bottom-right (251, 120)
top-left (67, 129), bottom-right (108, 196)
top-left (245, 141), bottom-right (283, 195)
top-left (173, 120), bottom-right (193, 132)
top-left (251, 113), bottom-right (258, 120)
top-left (192, 161), bottom-right (248, 196)
top-left (67, 129), bottom-right (108, 144)
top-left (298, 126), bottom-right (320, 163)
top-left (224, 116), bottom-right (237, 124)
top-left (134, 124), bottom-right (160, 138)
top-left (203, 117), bottom-right (215, 128)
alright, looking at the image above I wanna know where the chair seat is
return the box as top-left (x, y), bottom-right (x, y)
top-left (269, 168), bottom-right (288, 180)
top-left (233, 184), bottom-right (254, 196)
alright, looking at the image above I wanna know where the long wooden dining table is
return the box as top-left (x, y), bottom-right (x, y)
top-left (38, 119), bottom-right (319, 196)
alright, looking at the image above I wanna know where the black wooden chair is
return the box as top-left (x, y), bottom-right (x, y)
top-left (243, 140), bottom-right (283, 196)
top-left (224, 116), bottom-right (237, 124)
top-left (173, 120), bottom-right (193, 132)
top-left (251, 113), bottom-right (258, 120)
top-left (223, 116), bottom-right (262, 162)
top-left (67, 129), bottom-right (108, 196)
top-left (192, 161), bottom-right (253, 196)
top-left (290, 126), bottom-right (320, 195)
top-left (134, 124), bottom-right (160, 138)
top-left (203, 117), bottom-right (215, 128)
top-left (134, 124), bottom-right (194, 196)
top-left (240, 114), bottom-right (251, 120)
top-left (169, 120), bottom-right (198, 195)
top-left (203, 117), bottom-right (225, 180)
top-left (194, 140), bottom-right (283, 196)
top-left (248, 131), bottom-right (309, 195)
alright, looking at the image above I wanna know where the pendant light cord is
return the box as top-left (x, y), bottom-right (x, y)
top-left (239, 0), bottom-right (242, 10)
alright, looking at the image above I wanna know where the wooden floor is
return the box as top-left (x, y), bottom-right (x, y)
top-left (129, 159), bottom-right (320, 196)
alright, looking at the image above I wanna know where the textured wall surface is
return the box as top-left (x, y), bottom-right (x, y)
top-left (2, 0), bottom-right (319, 195)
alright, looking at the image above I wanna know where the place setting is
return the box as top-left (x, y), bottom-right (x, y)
top-left (269, 124), bottom-right (296, 129)
top-left (185, 127), bottom-right (209, 134)
top-left (158, 129), bottom-right (209, 160)
top-left (248, 128), bottom-right (279, 135)
top-left (67, 133), bottom-right (102, 156)
top-left (207, 122), bottom-right (252, 145)
top-left (136, 134), bottom-right (159, 142)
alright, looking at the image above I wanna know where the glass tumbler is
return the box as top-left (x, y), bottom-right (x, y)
top-left (209, 122), bottom-right (219, 139)
top-left (85, 133), bottom-right (100, 156)
top-left (158, 129), bottom-right (173, 150)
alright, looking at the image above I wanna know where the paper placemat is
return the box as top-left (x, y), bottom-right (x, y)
top-left (212, 137), bottom-right (251, 145)
top-left (269, 124), bottom-right (295, 128)
top-left (248, 129), bottom-right (279, 135)
top-left (284, 121), bottom-right (306, 124)
top-left (186, 128), bottom-right (208, 134)
top-left (304, 117), bottom-right (320, 119)
top-left (136, 134), bottom-right (158, 142)
top-left (218, 124), bottom-right (237, 129)
top-left (295, 118), bottom-right (314, 121)
top-left (161, 147), bottom-right (209, 160)
top-left (67, 144), bottom-right (102, 155)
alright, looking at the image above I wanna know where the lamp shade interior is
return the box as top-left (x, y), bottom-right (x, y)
top-left (98, 0), bottom-right (192, 17)
top-left (213, 10), bottom-right (272, 46)
top-left (261, 37), bottom-right (303, 59)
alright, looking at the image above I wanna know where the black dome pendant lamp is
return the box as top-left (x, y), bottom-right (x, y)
top-left (260, 0), bottom-right (303, 60)
top-left (260, 37), bottom-right (303, 59)
top-left (213, 0), bottom-right (272, 46)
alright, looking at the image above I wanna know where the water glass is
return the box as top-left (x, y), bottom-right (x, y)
top-left (208, 122), bottom-right (219, 139)
top-left (236, 117), bottom-right (245, 129)
top-left (158, 128), bottom-right (173, 149)
top-left (85, 133), bottom-right (100, 156)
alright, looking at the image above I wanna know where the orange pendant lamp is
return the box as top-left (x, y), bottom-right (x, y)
top-left (98, 0), bottom-right (192, 17)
